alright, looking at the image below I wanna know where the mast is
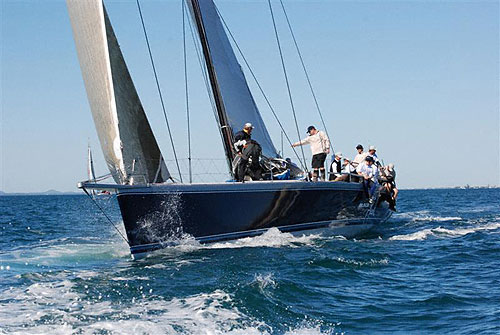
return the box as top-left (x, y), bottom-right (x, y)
top-left (188, 0), bottom-right (235, 172)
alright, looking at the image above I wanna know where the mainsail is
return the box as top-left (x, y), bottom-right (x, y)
top-left (67, 0), bottom-right (170, 185)
top-left (187, 0), bottom-right (279, 163)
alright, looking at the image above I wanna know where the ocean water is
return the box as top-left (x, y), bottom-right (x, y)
top-left (1, 188), bottom-right (499, 334)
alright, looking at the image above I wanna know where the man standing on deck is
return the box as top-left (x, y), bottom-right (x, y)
top-left (352, 144), bottom-right (368, 169)
top-left (292, 125), bottom-right (330, 181)
top-left (233, 123), bottom-right (254, 182)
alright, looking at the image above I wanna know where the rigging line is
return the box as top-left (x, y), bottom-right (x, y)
top-left (213, 4), bottom-right (307, 172)
top-left (82, 188), bottom-right (130, 245)
top-left (136, 0), bottom-right (183, 183)
top-left (267, 0), bottom-right (309, 176)
top-left (278, 0), bottom-right (333, 151)
top-left (182, 0), bottom-right (192, 184)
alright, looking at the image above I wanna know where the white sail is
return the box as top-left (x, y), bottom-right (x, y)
top-left (188, 0), bottom-right (279, 159)
top-left (67, 0), bottom-right (170, 184)
top-left (87, 144), bottom-right (97, 182)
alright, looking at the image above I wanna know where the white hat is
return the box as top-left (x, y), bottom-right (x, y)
top-left (335, 152), bottom-right (343, 158)
top-left (343, 157), bottom-right (350, 161)
top-left (244, 123), bottom-right (254, 129)
top-left (369, 145), bottom-right (376, 151)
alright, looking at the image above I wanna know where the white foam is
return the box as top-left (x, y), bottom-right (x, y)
top-left (251, 273), bottom-right (278, 297)
top-left (284, 325), bottom-right (335, 335)
top-left (207, 228), bottom-right (322, 250)
top-left (390, 222), bottom-right (500, 241)
top-left (412, 216), bottom-right (462, 222)
top-left (393, 210), bottom-right (462, 223)
top-left (0, 279), bottom-right (268, 335)
top-left (2, 241), bottom-right (130, 268)
top-left (0, 273), bottom-right (339, 335)
top-left (335, 257), bottom-right (389, 266)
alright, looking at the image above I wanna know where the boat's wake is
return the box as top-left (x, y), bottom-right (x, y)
top-left (389, 221), bottom-right (500, 241)
top-left (392, 210), bottom-right (463, 223)
top-left (0, 275), bottom-right (333, 335)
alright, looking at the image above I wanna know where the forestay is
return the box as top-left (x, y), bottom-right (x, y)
top-left (67, 0), bottom-right (170, 185)
top-left (188, 0), bottom-right (279, 159)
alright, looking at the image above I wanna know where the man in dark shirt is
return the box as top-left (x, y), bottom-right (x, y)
top-left (329, 152), bottom-right (342, 180)
top-left (233, 123), bottom-right (253, 154)
top-left (233, 123), bottom-right (256, 181)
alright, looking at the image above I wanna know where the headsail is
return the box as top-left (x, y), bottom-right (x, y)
top-left (187, 0), bottom-right (279, 162)
top-left (67, 0), bottom-right (170, 185)
top-left (87, 144), bottom-right (97, 182)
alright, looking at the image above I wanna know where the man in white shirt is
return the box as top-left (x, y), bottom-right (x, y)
top-left (356, 156), bottom-right (379, 201)
top-left (292, 125), bottom-right (330, 181)
top-left (352, 144), bottom-right (368, 169)
top-left (333, 157), bottom-right (355, 182)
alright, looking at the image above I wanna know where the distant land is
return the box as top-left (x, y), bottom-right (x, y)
top-left (0, 185), bottom-right (498, 195)
top-left (0, 189), bottom-right (82, 196)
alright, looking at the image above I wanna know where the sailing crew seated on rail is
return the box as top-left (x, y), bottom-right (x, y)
top-left (356, 156), bottom-right (379, 202)
top-left (292, 125), bottom-right (330, 181)
top-left (368, 145), bottom-right (381, 167)
top-left (329, 152), bottom-right (343, 181)
top-left (333, 156), bottom-right (355, 182)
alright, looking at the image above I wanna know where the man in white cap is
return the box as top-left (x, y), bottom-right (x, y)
top-left (234, 123), bottom-right (254, 154)
top-left (292, 125), bottom-right (330, 181)
top-left (233, 123), bottom-right (257, 182)
top-left (368, 145), bottom-right (381, 166)
top-left (329, 152), bottom-right (343, 181)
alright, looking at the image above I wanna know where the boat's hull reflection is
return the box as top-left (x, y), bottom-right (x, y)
top-left (115, 181), bottom-right (392, 256)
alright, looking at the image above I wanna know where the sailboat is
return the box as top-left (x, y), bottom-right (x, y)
top-left (68, 0), bottom-right (392, 257)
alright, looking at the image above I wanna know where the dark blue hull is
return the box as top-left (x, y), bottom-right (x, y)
top-left (114, 181), bottom-right (392, 256)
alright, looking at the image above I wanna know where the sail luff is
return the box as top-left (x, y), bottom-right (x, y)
top-left (188, 0), bottom-right (236, 174)
top-left (67, 0), bottom-right (170, 185)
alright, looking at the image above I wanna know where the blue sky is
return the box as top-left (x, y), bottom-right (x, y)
top-left (1, 0), bottom-right (498, 192)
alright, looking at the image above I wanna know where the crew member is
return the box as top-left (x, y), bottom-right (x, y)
top-left (334, 157), bottom-right (355, 182)
top-left (241, 139), bottom-right (263, 181)
top-left (233, 123), bottom-right (254, 182)
top-left (329, 152), bottom-right (343, 181)
top-left (356, 156), bottom-right (379, 201)
top-left (379, 163), bottom-right (398, 210)
top-left (352, 144), bottom-right (368, 169)
top-left (368, 145), bottom-right (381, 167)
top-left (234, 123), bottom-right (253, 154)
top-left (292, 125), bottom-right (330, 181)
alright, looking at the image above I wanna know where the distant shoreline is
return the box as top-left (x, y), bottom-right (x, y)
top-left (1, 185), bottom-right (498, 196)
